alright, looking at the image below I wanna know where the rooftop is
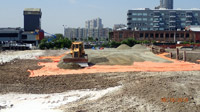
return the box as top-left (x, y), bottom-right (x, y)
top-left (129, 8), bottom-right (200, 11)
top-left (24, 8), bottom-right (41, 12)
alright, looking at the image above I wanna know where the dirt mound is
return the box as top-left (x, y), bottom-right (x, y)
top-left (132, 44), bottom-right (146, 50)
top-left (117, 44), bottom-right (131, 50)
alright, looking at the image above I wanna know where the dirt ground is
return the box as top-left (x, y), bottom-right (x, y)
top-left (0, 59), bottom-right (120, 94)
top-left (1, 48), bottom-right (200, 112)
top-left (62, 71), bottom-right (200, 112)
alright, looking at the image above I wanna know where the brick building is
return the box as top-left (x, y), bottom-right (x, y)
top-left (110, 30), bottom-right (200, 43)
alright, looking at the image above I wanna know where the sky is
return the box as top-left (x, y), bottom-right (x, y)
top-left (0, 0), bottom-right (200, 34)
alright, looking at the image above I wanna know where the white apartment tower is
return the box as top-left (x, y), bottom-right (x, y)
top-left (85, 18), bottom-right (103, 29)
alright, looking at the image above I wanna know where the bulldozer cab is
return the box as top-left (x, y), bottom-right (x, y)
top-left (71, 42), bottom-right (85, 58)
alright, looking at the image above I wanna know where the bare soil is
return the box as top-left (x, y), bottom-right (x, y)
top-left (0, 59), bottom-right (121, 94)
top-left (62, 71), bottom-right (200, 112)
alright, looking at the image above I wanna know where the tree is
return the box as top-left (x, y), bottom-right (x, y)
top-left (121, 38), bottom-right (138, 47)
top-left (55, 34), bottom-right (64, 39)
top-left (88, 37), bottom-right (94, 42)
top-left (39, 35), bottom-right (72, 49)
top-left (110, 41), bottom-right (121, 48)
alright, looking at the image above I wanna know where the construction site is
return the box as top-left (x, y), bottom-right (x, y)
top-left (1, 43), bottom-right (200, 112)
top-left (1, 0), bottom-right (200, 111)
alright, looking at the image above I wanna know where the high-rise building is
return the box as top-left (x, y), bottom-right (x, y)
top-left (85, 18), bottom-right (103, 29)
top-left (24, 8), bottom-right (42, 31)
top-left (160, 0), bottom-right (173, 9)
top-left (127, 8), bottom-right (200, 31)
top-left (64, 27), bottom-right (111, 41)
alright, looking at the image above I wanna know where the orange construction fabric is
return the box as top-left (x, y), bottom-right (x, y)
top-left (28, 53), bottom-right (200, 77)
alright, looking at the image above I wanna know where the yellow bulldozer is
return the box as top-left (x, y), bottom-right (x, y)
top-left (63, 42), bottom-right (88, 67)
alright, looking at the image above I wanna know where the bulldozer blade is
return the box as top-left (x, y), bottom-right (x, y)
top-left (77, 62), bottom-right (89, 67)
top-left (63, 58), bottom-right (88, 67)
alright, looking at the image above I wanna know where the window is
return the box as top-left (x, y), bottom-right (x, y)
top-left (145, 33), bottom-right (149, 38)
top-left (150, 23), bottom-right (153, 25)
top-left (176, 34), bottom-right (179, 37)
top-left (143, 18), bottom-right (147, 21)
top-left (154, 23), bottom-right (159, 25)
top-left (159, 28), bottom-right (164, 30)
top-left (181, 18), bottom-right (186, 21)
top-left (150, 18), bottom-right (153, 21)
top-left (22, 35), bottom-right (27, 39)
top-left (119, 33), bottom-right (123, 38)
top-left (143, 13), bottom-right (148, 16)
top-left (132, 13), bottom-right (137, 16)
top-left (194, 13), bottom-right (198, 16)
top-left (181, 23), bottom-right (186, 26)
top-left (0, 33), bottom-right (18, 37)
top-left (181, 13), bottom-right (185, 16)
top-left (155, 34), bottom-right (159, 38)
top-left (160, 23), bottom-right (164, 25)
top-left (140, 33), bottom-right (144, 37)
top-left (166, 33), bottom-right (169, 38)
top-left (181, 33), bottom-right (184, 38)
top-left (161, 13), bottom-right (165, 16)
top-left (171, 33), bottom-right (174, 38)
top-left (138, 13), bottom-right (142, 16)
top-left (150, 33), bottom-right (154, 38)
top-left (142, 28), bottom-right (148, 30)
top-left (160, 34), bottom-right (164, 38)
top-left (132, 18), bottom-right (137, 21)
top-left (154, 28), bottom-right (159, 30)
top-left (186, 33), bottom-right (189, 38)
top-left (154, 18), bottom-right (159, 21)
top-left (138, 18), bottom-right (142, 21)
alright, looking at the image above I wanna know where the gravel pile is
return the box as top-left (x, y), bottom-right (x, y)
top-left (117, 44), bottom-right (131, 50)
top-left (89, 57), bottom-right (109, 64)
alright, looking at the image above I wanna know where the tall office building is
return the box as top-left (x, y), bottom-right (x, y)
top-left (160, 0), bottom-right (173, 9)
top-left (24, 8), bottom-right (42, 31)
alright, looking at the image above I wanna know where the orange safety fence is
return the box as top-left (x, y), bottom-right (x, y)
top-left (37, 51), bottom-right (70, 62)
top-left (28, 53), bottom-right (200, 77)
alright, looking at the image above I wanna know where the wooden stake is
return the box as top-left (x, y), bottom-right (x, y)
top-left (176, 48), bottom-right (179, 60)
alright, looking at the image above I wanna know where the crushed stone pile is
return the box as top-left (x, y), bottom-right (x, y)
top-left (132, 44), bottom-right (147, 50)
top-left (117, 44), bottom-right (131, 50)
top-left (89, 57), bottom-right (109, 64)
